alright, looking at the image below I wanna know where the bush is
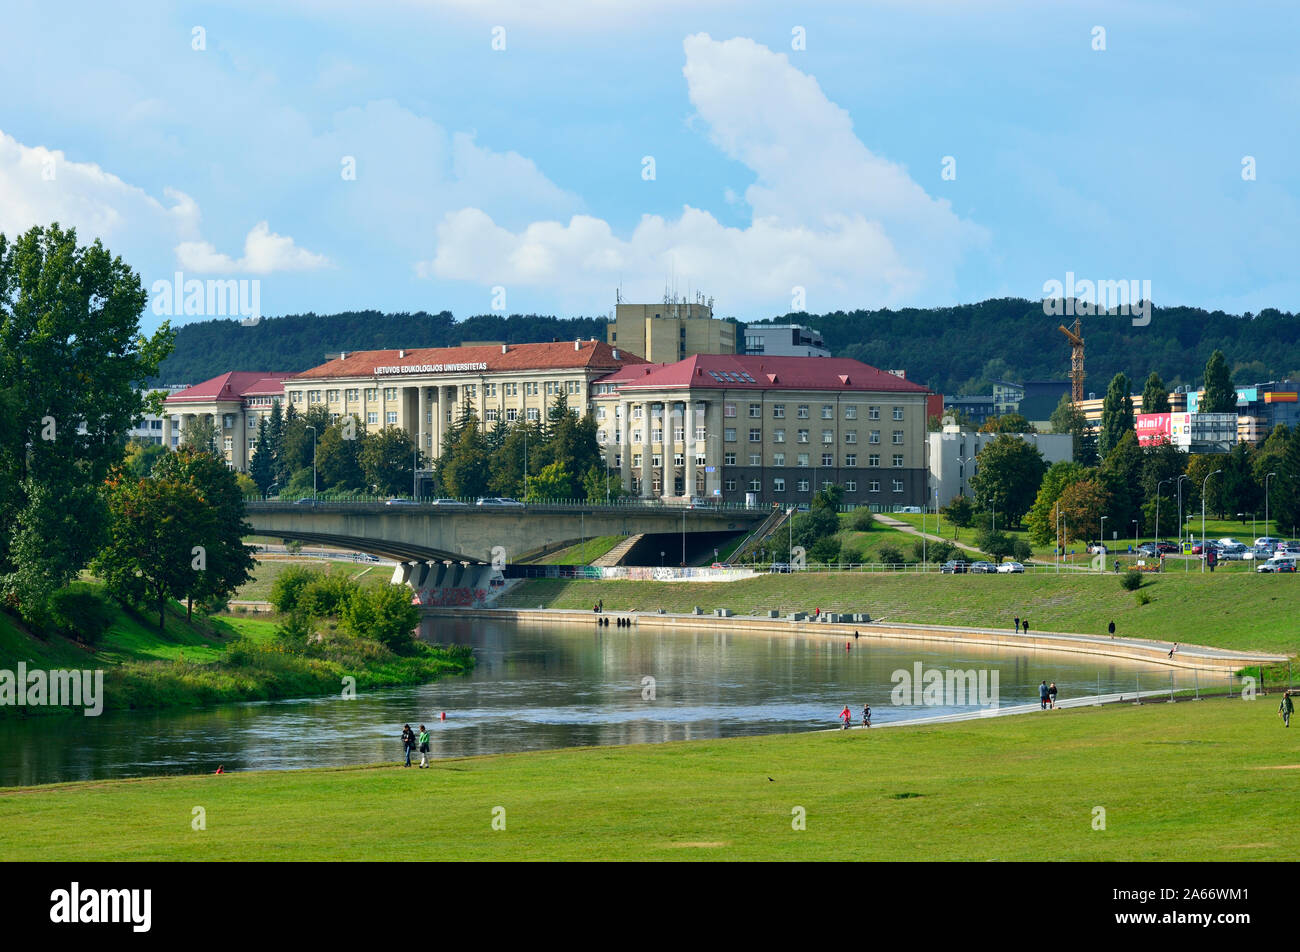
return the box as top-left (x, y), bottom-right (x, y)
top-left (850, 508), bottom-right (876, 532)
top-left (343, 585), bottom-right (420, 652)
top-left (928, 540), bottom-right (956, 564)
top-left (877, 543), bottom-right (906, 566)
top-left (47, 587), bottom-right (114, 645)
top-left (807, 536), bottom-right (841, 564)
top-left (1120, 570), bottom-right (1143, 591)
top-left (1012, 540), bottom-right (1033, 563)
top-left (838, 544), bottom-right (865, 565)
top-left (274, 609), bottom-right (314, 649)
top-left (1134, 590), bottom-right (1152, 606)
top-left (269, 565), bottom-right (321, 613)
top-left (297, 574), bottom-right (360, 618)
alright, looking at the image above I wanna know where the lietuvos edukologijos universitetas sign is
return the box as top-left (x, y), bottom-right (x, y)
top-left (372, 362), bottom-right (489, 375)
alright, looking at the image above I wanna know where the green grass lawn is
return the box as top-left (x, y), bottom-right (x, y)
top-left (1, 697), bottom-right (1295, 860)
top-left (499, 570), bottom-right (1300, 656)
top-left (233, 557), bottom-right (392, 602)
top-left (533, 535), bottom-right (624, 565)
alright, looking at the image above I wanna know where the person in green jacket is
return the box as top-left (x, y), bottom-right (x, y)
top-left (1280, 692), bottom-right (1294, 729)
top-left (418, 724), bottom-right (431, 767)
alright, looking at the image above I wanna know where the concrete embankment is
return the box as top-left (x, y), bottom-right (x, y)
top-left (422, 606), bottom-right (1286, 673)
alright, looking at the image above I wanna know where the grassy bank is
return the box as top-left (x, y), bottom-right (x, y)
top-left (499, 571), bottom-right (1300, 657)
top-left (0, 696), bottom-right (1294, 860)
top-left (233, 558), bottom-right (392, 602)
top-left (1, 575), bottom-right (472, 717)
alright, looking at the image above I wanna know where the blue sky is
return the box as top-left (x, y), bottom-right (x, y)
top-left (1, 0), bottom-right (1296, 334)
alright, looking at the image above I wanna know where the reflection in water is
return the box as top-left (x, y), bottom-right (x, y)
top-left (0, 617), bottom-right (1209, 787)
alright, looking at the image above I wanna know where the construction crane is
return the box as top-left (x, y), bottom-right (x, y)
top-left (1058, 317), bottom-right (1085, 403)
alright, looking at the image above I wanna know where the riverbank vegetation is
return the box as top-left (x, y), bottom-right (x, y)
top-left (1, 696), bottom-right (1293, 860)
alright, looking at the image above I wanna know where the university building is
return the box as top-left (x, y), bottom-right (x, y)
top-left (590, 355), bottom-right (934, 507)
top-left (605, 297), bottom-right (737, 363)
top-left (162, 372), bottom-right (296, 467)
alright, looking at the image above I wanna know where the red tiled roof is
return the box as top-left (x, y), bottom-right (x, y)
top-left (292, 340), bottom-right (646, 380)
top-left (596, 355), bottom-right (931, 394)
top-left (165, 371), bottom-right (296, 404)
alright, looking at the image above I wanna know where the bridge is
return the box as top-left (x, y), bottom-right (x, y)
top-left (244, 499), bottom-right (769, 566)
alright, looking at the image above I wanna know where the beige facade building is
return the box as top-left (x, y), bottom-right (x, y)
top-left (591, 355), bottom-right (933, 507)
top-left (606, 298), bottom-right (736, 363)
top-left (163, 372), bottom-right (294, 469)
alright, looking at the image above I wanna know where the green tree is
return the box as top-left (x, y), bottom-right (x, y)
top-left (1140, 372), bottom-right (1171, 414)
top-left (1200, 349), bottom-right (1237, 414)
top-left (582, 463), bottom-right (626, 503)
top-left (1098, 373), bottom-right (1135, 459)
top-left (0, 223), bottom-right (172, 622)
top-left (1138, 440), bottom-right (1186, 539)
top-left (317, 415), bottom-right (365, 491)
top-left (1220, 440), bottom-right (1261, 525)
top-left (527, 460), bottom-right (572, 501)
top-left (1099, 430), bottom-right (1143, 534)
top-left (1049, 392), bottom-right (1098, 466)
top-left (1025, 461), bottom-right (1089, 545)
top-left (343, 584), bottom-right (420, 652)
top-left (269, 564), bottom-right (322, 614)
top-left (940, 494), bottom-right (976, 538)
top-left (436, 419), bottom-right (490, 498)
top-left (967, 435), bottom-right (1047, 528)
top-left (181, 415), bottom-right (218, 454)
top-left (978, 413), bottom-right (1034, 434)
top-left (249, 417), bottom-right (276, 494)
top-left (360, 426), bottom-right (418, 496)
top-left (1269, 428), bottom-right (1300, 536)
top-left (1055, 477), bottom-right (1110, 545)
top-left (122, 439), bottom-right (168, 479)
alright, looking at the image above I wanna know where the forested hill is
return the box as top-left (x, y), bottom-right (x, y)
top-left (155, 310), bottom-right (609, 385)
top-left (759, 298), bottom-right (1300, 395)
top-left (155, 299), bottom-right (1300, 395)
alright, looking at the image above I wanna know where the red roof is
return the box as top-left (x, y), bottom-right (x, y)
top-left (596, 355), bottom-right (931, 394)
top-left (165, 371), bottom-right (295, 404)
top-left (293, 340), bottom-right (645, 380)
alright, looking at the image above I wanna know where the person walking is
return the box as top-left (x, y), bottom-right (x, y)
top-left (1038, 681), bottom-right (1049, 710)
top-left (1108, 620), bottom-right (1116, 638)
top-left (1168, 642), bottom-right (1179, 659)
top-left (1022, 619), bottom-right (1029, 635)
top-left (1280, 691), bottom-right (1294, 728)
top-left (1014, 616), bottom-right (1021, 634)
top-left (1048, 682), bottom-right (1058, 709)
top-left (861, 704), bottom-right (872, 728)
top-left (417, 724), bottom-right (431, 768)
top-left (400, 723), bottom-right (416, 767)
top-left (840, 704), bottom-right (852, 729)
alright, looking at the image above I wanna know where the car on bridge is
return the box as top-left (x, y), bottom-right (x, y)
top-left (293, 497), bottom-right (318, 507)
top-left (476, 497), bottom-right (524, 507)
top-left (384, 497), bottom-right (420, 506)
top-left (429, 498), bottom-right (469, 507)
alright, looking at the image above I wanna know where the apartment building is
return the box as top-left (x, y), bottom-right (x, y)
top-left (605, 297), bottom-right (736, 362)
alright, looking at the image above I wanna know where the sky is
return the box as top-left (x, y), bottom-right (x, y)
top-left (1, 0), bottom-right (1297, 335)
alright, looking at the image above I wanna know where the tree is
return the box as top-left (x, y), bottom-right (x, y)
top-left (526, 461), bottom-right (572, 501)
top-left (967, 435), bottom-right (1047, 529)
top-left (181, 415), bottom-right (218, 454)
top-left (1183, 454), bottom-right (1228, 521)
top-left (267, 399), bottom-right (287, 486)
top-left (978, 413), bottom-right (1034, 434)
top-left (1138, 440), bottom-right (1186, 539)
top-left (1201, 349), bottom-right (1237, 414)
top-left (1220, 440), bottom-right (1261, 525)
top-left (249, 417), bottom-right (276, 494)
top-left (0, 223), bottom-right (172, 623)
top-left (436, 419), bottom-right (490, 498)
top-left (1099, 430), bottom-right (1143, 533)
top-left (1049, 392), bottom-right (1098, 466)
top-left (1055, 478), bottom-right (1110, 544)
top-left (1025, 461), bottom-right (1089, 545)
top-left (975, 528), bottom-right (1016, 563)
top-left (359, 426), bottom-right (418, 496)
top-left (940, 494), bottom-right (976, 538)
top-left (343, 584), bottom-right (420, 652)
top-left (317, 415), bottom-right (365, 491)
top-left (1141, 372), bottom-right (1171, 414)
top-left (583, 464), bottom-right (626, 503)
top-left (1098, 373), bottom-right (1135, 459)
top-left (1270, 428), bottom-right (1300, 537)
top-left (122, 439), bottom-right (169, 479)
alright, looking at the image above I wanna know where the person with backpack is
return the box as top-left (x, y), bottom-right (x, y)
top-left (861, 704), bottom-right (872, 728)
top-left (417, 724), bottom-right (431, 767)
top-left (1108, 620), bottom-right (1116, 638)
top-left (400, 724), bottom-right (416, 767)
top-left (1022, 619), bottom-right (1029, 635)
top-left (1038, 681), bottom-right (1049, 710)
top-left (1280, 691), bottom-right (1294, 728)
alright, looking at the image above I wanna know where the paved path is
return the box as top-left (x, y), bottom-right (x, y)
top-left (873, 513), bottom-right (984, 555)
top-left (824, 689), bottom-right (1183, 731)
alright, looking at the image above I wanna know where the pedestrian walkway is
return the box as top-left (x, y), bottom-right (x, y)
top-left (824, 689), bottom-right (1174, 732)
top-left (873, 514), bottom-right (983, 555)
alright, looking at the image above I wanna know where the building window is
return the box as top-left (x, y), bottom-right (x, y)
top-left (485, 408), bottom-right (499, 422)
top-left (844, 430), bottom-right (857, 444)
top-left (695, 426), bottom-right (706, 441)
top-left (527, 408), bottom-right (540, 421)
top-left (725, 479), bottom-right (737, 491)
top-left (674, 454), bottom-right (685, 467)
top-left (506, 408), bottom-right (518, 422)
top-left (869, 406), bottom-right (880, 420)
top-left (223, 436), bottom-right (232, 452)
top-left (748, 478), bottom-right (762, 492)
top-left (844, 406), bottom-right (858, 420)
top-left (773, 404), bottom-right (785, 418)
top-left (869, 430), bottom-right (881, 444)
top-left (774, 478), bottom-right (786, 492)
top-left (345, 388), bottom-right (359, 401)
top-left (652, 428), bottom-right (663, 442)
top-left (869, 481), bottom-right (880, 493)
top-left (797, 429), bottom-right (809, 443)
top-left (633, 453), bottom-right (643, 467)
top-left (365, 388), bottom-right (378, 401)
top-left (893, 431), bottom-right (904, 445)
top-left (290, 391), bottom-right (302, 403)
top-left (797, 453), bottom-right (810, 467)
top-left (748, 453), bottom-right (761, 466)
top-left (725, 452), bottom-right (737, 465)
top-left (329, 413), bottom-right (340, 424)
top-left (822, 453), bottom-right (833, 466)
top-left (822, 429), bottom-right (833, 444)
top-left (725, 428), bottom-right (737, 442)
top-left (724, 403), bottom-right (737, 418)
top-left (797, 405), bottom-right (809, 419)
top-left (893, 406), bottom-right (905, 421)
top-left (384, 387), bottom-right (398, 400)
top-left (386, 411), bottom-right (398, 425)
top-left (773, 452), bottom-right (785, 466)
top-left (821, 405), bottom-right (834, 419)
top-left (845, 480), bottom-right (857, 492)
top-left (308, 390), bottom-right (321, 404)
top-left (893, 454), bottom-right (904, 467)
top-left (673, 426), bottom-right (684, 442)
top-left (893, 479), bottom-right (904, 493)
top-left (749, 404), bottom-right (761, 418)
top-left (749, 428), bottom-right (762, 442)
top-left (797, 479), bottom-right (809, 492)
top-left (367, 412), bottom-right (378, 425)
top-left (845, 453), bottom-right (857, 467)
top-left (695, 452), bottom-right (706, 465)
top-left (652, 454), bottom-right (662, 467)
top-left (326, 389), bottom-right (339, 403)
top-left (773, 429), bottom-right (786, 443)
top-left (248, 417), bottom-right (257, 428)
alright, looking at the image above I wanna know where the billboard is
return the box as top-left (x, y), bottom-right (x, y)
top-left (1136, 412), bottom-right (1171, 446)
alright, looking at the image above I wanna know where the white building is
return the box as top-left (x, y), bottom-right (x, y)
top-left (927, 426), bottom-right (1073, 508)
top-left (742, 324), bottom-right (830, 358)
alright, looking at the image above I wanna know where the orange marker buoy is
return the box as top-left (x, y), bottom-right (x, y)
top-left (440, 711), bottom-right (446, 721)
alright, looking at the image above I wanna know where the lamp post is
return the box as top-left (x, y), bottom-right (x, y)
top-left (1131, 518), bottom-right (1138, 551)
top-left (1202, 469), bottom-right (1222, 573)
top-left (1156, 478), bottom-right (1171, 549)
top-left (523, 425), bottom-right (529, 502)
top-left (681, 507), bottom-right (686, 567)
top-left (413, 444), bottom-right (419, 499)
top-left (1054, 502), bottom-right (1064, 574)
top-left (305, 425), bottom-right (317, 498)
top-left (1266, 472), bottom-right (1277, 538)
top-left (1176, 474), bottom-right (1189, 548)
top-left (1099, 515), bottom-right (1107, 573)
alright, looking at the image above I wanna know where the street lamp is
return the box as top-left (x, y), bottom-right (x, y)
top-left (1176, 474), bottom-right (1189, 549)
top-left (1099, 515), bottom-right (1107, 572)
top-left (304, 425), bottom-right (317, 498)
top-left (1265, 472), bottom-right (1277, 538)
top-left (681, 507), bottom-right (686, 567)
top-left (1155, 478), bottom-right (1172, 548)
top-left (1054, 502), bottom-right (1064, 574)
top-left (1202, 469), bottom-right (1222, 573)
top-left (1131, 518), bottom-right (1138, 551)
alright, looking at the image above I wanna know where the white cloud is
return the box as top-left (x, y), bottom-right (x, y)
top-left (425, 33), bottom-right (986, 311)
top-left (176, 221), bottom-right (330, 274)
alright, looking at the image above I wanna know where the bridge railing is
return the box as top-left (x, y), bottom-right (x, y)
top-left (243, 494), bottom-right (771, 515)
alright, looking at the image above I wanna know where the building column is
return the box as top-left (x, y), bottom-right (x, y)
top-left (619, 401), bottom-right (632, 493)
top-left (686, 399), bottom-right (697, 498)
top-left (162, 413), bottom-right (173, 449)
top-left (639, 401), bottom-right (653, 498)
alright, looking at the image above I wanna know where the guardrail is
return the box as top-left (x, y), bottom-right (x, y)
top-left (243, 495), bottom-right (770, 515)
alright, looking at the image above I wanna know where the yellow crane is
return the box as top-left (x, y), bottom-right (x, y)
top-left (1058, 317), bottom-right (1084, 403)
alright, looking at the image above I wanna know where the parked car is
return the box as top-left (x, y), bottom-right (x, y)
top-left (896, 505), bottom-right (923, 514)
top-left (476, 497), bottom-right (525, 507)
top-left (940, 560), bottom-right (969, 574)
top-left (1254, 537), bottom-right (1284, 549)
top-left (969, 561), bottom-right (997, 574)
top-left (429, 498), bottom-right (469, 507)
top-left (293, 497), bottom-right (318, 507)
top-left (384, 497), bottom-right (420, 506)
top-left (1136, 542), bottom-right (1160, 557)
top-left (996, 561), bottom-right (1025, 573)
top-left (1087, 543), bottom-right (1108, 554)
top-left (769, 562), bottom-right (792, 574)
top-left (1219, 542), bottom-right (1249, 560)
top-left (1277, 540), bottom-right (1300, 557)
top-left (1258, 557), bottom-right (1297, 573)
top-left (687, 496), bottom-right (713, 508)
top-left (1153, 541), bottom-right (1179, 554)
